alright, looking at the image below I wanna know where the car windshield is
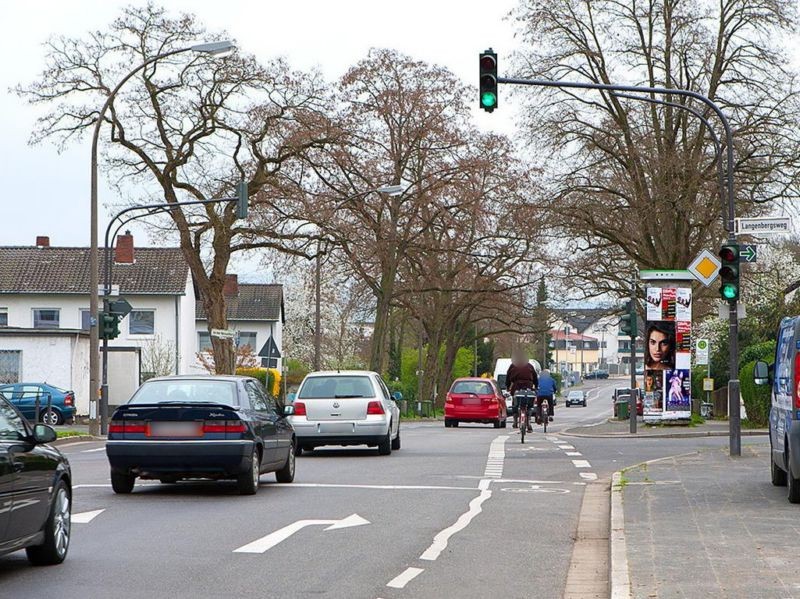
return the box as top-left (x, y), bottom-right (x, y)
top-left (451, 381), bottom-right (493, 395)
top-left (298, 376), bottom-right (375, 399)
top-left (128, 380), bottom-right (238, 406)
top-left (568, 391), bottom-right (582, 398)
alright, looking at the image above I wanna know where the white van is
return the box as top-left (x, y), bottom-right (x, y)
top-left (494, 358), bottom-right (542, 415)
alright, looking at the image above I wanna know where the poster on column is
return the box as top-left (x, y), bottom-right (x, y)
top-left (643, 286), bottom-right (693, 421)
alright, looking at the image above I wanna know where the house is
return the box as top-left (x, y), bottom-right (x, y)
top-left (0, 234), bottom-right (194, 414)
top-left (194, 275), bottom-right (285, 372)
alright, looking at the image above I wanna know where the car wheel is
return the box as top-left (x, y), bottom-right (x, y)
top-left (111, 470), bottom-right (135, 494)
top-left (583, 400), bottom-right (587, 407)
top-left (391, 426), bottom-right (401, 450)
top-left (378, 429), bottom-right (392, 455)
top-left (40, 409), bottom-right (63, 426)
top-left (788, 444), bottom-right (800, 503)
top-left (772, 451), bottom-right (788, 487)
top-left (276, 442), bottom-right (296, 483)
top-left (26, 480), bottom-right (70, 566)
top-left (237, 447), bottom-right (261, 495)
top-left (452, 420), bottom-right (459, 428)
top-left (501, 418), bottom-right (507, 428)
top-left (493, 419), bottom-right (501, 428)
top-left (444, 419), bottom-right (451, 428)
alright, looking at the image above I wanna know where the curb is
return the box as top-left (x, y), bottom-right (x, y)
top-left (610, 471), bottom-right (630, 599)
top-left (52, 435), bottom-right (105, 446)
top-left (562, 429), bottom-right (768, 439)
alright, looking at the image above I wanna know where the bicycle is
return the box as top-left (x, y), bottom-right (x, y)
top-left (516, 390), bottom-right (535, 443)
top-left (539, 397), bottom-right (550, 434)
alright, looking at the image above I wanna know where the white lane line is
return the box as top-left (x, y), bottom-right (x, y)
top-left (386, 567), bottom-right (424, 589)
top-left (420, 479), bottom-right (492, 561)
top-left (483, 435), bottom-right (508, 478)
top-left (566, 451), bottom-right (582, 457)
top-left (545, 436), bottom-right (560, 442)
top-left (580, 472), bottom-right (598, 481)
top-left (286, 483), bottom-right (476, 491)
top-left (81, 447), bottom-right (106, 453)
top-left (572, 460), bottom-right (591, 468)
top-left (72, 509), bottom-right (105, 523)
top-left (557, 444), bottom-right (575, 450)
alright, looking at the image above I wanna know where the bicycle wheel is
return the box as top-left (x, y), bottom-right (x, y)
top-left (542, 401), bottom-right (549, 433)
top-left (520, 408), bottom-right (526, 443)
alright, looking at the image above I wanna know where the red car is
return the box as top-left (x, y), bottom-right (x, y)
top-left (444, 378), bottom-right (507, 428)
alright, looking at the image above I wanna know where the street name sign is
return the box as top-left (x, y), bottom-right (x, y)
top-left (696, 339), bottom-right (709, 365)
top-left (736, 217), bottom-right (792, 236)
top-left (687, 250), bottom-right (721, 287)
top-left (211, 328), bottom-right (237, 339)
top-left (740, 244), bottom-right (758, 263)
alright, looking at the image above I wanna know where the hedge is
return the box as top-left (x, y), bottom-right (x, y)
top-left (236, 367), bottom-right (281, 397)
top-left (739, 361), bottom-right (771, 427)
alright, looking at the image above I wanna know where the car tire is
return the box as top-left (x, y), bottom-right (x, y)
top-left (444, 419), bottom-right (451, 428)
top-left (583, 400), bottom-right (587, 407)
top-left (493, 419), bottom-right (501, 428)
top-left (452, 420), bottom-right (459, 427)
top-left (40, 409), bottom-right (63, 426)
top-left (378, 429), bottom-right (392, 455)
top-left (111, 470), bottom-right (135, 494)
top-left (501, 418), bottom-right (507, 428)
top-left (772, 452), bottom-right (787, 487)
top-left (391, 427), bottom-right (401, 450)
top-left (276, 442), bottom-right (296, 483)
top-left (26, 479), bottom-right (70, 566)
top-left (237, 447), bottom-right (261, 495)
top-left (788, 444), bottom-right (800, 503)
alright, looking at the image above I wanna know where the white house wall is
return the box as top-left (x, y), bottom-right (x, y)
top-left (178, 274), bottom-right (196, 374)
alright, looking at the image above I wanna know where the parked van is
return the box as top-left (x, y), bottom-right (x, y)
top-left (755, 316), bottom-right (800, 502)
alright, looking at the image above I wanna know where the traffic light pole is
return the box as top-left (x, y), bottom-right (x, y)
top-left (99, 193), bottom-right (245, 434)
top-left (629, 285), bottom-right (637, 435)
top-left (495, 74), bottom-right (740, 456)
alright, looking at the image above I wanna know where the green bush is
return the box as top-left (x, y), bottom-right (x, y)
top-left (739, 360), bottom-right (771, 427)
top-left (740, 340), bottom-right (776, 366)
top-left (236, 367), bottom-right (277, 397)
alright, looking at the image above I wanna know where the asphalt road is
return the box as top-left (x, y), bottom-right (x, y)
top-left (0, 377), bottom-right (763, 599)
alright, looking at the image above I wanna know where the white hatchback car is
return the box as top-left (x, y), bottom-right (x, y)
top-left (288, 371), bottom-right (401, 455)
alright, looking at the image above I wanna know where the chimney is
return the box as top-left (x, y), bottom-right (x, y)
top-left (223, 274), bottom-right (239, 297)
top-left (36, 236), bottom-right (50, 248)
top-left (115, 230), bottom-right (135, 264)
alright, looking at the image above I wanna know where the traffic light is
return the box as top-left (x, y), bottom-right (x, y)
top-left (479, 49), bottom-right (498, 113)
top-left (236, 180), bottom-right (248, 219)
top-left (100, 311), bottom-right (120, 340)
top-left (719, 243), bottom-right (740, 302)
top-left (620, 301), bottom-right (637, 337)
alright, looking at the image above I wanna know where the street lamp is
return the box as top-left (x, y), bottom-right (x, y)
top-left (89, 40), bottom-right (235, 435)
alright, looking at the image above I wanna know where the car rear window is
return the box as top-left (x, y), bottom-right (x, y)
top-left (298, 376), bottom-right (375, 399)
top-left (450, 381), bottom-right (494, 395)
top-left (128, 380), bottom-right (238, 406)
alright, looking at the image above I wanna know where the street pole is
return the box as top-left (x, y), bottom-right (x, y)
top-left (314, 241), bottom-right (322, 371)
top-left (473, 326), bottom-right (478, 377)
top-left (88, 41), bottom-right (233, 436)
top-left (496, 74), bottom-right (739, 455)
top-left (629, 283), bottom-right (637, 434)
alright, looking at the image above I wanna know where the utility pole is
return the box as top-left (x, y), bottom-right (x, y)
top-left (629, 284), bottom-right (637, 434)
top-left (314, 241), bottom-right (322, 371)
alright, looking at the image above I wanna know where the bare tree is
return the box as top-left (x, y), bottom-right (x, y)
top-left (140, 334), bottom-right (176, 378)
top-left (511, 0), bottom-right (800, 301)
top-left (16, 4), bottom-right (334, 373)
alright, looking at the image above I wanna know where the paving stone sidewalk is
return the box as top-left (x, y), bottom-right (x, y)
top-left (622, 443), bottom-right (800, 598)
top-left (565, 418), bottom-right (767, 438)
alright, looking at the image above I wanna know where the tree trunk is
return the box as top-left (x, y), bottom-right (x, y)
top-left (369, 267), bottom-right (397, 373)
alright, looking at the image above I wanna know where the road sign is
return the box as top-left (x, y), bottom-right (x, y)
top-left (211, 328), bottom-right (237, 339)
top-left (108, 298), bottom-right (133, 317)
top-left (687, 250), bottom-right (721, 287)
top-left (736, 217), bottom-right (792, 236)
top-left (258, 336), bottom-right (282, 359)
top-left (703, 378), bottom-right (715, 392)
top-left (740, 244), bottom-right (758, 263)
top-left (233, 514), bottom-right (370, 554)
top-left (696, 339), bottom-right (710, 365)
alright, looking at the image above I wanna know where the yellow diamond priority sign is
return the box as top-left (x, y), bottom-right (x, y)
top-left (688, 250), bottom-right (722, 287)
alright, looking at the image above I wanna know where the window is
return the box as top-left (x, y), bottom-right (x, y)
top-left (450, 380), bottom-right (494, 395)
top-left (298, 376), bottom-right (375, 399)
top-left (0, 351), bottom-right (21, 384)
top-left (129, 310), bottom-right (155, 335)
top-left (245, 381), bottom-right (267, 411)
top-left (33, 309), bottom-right (59, 329)
top-left (0, 399), bottom-right (27, 441)
top-left (238, 332), bottom-right (257, 351)
top-left (80, 309), bottom-right (92, 331)
top-left (198, 332), bottom-right (212, 351)
top-left (129, 379), bottom-right (238, 406)
top-left (0, 309), bottom-right (7, 327)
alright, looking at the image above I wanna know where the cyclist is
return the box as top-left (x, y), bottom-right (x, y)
top-left (535, 369), bottom-right (557, 425)
top-left (506, 349), bottom-right (538, 432)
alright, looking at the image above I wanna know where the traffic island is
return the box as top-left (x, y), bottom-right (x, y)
top-left (563, 418), bottom-right (767, 439)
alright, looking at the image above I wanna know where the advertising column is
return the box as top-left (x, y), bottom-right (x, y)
top-left (641, 272), bottom-right (694, 422)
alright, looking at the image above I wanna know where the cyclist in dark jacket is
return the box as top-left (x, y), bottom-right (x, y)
top-left (506, 350), bottom-right (538, 431)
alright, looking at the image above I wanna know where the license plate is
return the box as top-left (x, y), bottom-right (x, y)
top-left (463, 397), bottom-right (480, 405)
top-left (147, 422), bottom-right (202, 437)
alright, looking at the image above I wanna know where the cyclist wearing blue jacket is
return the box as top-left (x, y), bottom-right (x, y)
top-left (536, 369), bottom-right (557, 424)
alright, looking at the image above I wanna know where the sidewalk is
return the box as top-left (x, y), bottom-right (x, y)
top-left (564, 418), bottom-right (767, 438)
top-left (620, 444), bottom-right (800, 598)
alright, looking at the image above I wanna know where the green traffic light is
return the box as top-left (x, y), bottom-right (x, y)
top-left (481, 92), bottom-right (497, 108)
top-left (721, 284), bottom-right (738, 300)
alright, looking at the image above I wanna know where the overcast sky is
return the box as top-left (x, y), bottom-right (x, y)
top-left (0, 0), bottom-right (520, 265)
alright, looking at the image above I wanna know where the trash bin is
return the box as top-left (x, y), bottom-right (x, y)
top-left (700, 402), bottom-right (713, 418)
top-left (615, 399), bottom-right (629, 420)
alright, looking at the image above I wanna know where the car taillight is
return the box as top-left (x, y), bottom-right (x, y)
top-left (367, 401), bottom-right (385, 415)
top-left (203, 421), bottom-right (246, 433)
top-left (109, 420), bottom-right (146, 434)
top-left (794, 352), bottom-right (800, 410)
top-left (445, 395), bottom-right (453, 403)
top-left (64, 392), bottom-right (74, 407)
top-left (293, 402), bottom-right (307, 416)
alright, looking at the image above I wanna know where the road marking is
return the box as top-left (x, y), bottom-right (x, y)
top-left (572, 460), bottom-right (591, 468)
top-left (483, 435), bottom-right (508, 478)
top-left (566, 451), bottom-right (582, 456)
top-left (557, 444), bottom-right (575, 450)
top-left (233, 514), bottom-right (369, 554)
top-left (545, 436), bottom-right (560, 442)
top-left (81, 447), bottom-right (106, 453)
top-left (420, 479), bottom-right (492, 561)
top-left (286, 483), bottom-right (476, 491)
top-left (580, 472), bottom-right (598, 481)
top-left (72, 509), bottom-right (105, 523)
top-left (386, 567), bottom-right (424, 589)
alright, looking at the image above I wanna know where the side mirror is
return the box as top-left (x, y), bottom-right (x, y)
top-left (754, 361), bottom-right (771, 386)
top-left (392, 391), bottom-right (403, 402)
top-left (32, 423), bottom-right (57, 444)
top-left (283, 405), bottom-right (295, 416)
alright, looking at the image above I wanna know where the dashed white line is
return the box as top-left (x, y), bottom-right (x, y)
top-left (572, 459), bottom-right (591, 468)
top-left (483, 435), bottom-right (508, 478)
top-left (386, 567), bottom-right (424, 589)
top-left (557, 444), bottom-right (575, 450)
top-left (580, 472), bottom-right (598, 481)
top-left (81, 447), bottom-right (106, 453)
top-left (72, 509), bottom-right (105, 523)
top-left (566, 451), bottom-right (582, 457)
